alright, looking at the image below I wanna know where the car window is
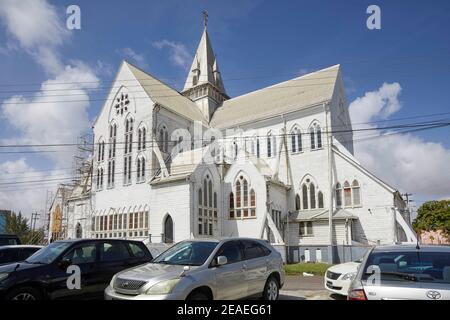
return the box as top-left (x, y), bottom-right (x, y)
top-left (242, 240), bottom-right (268, 260)
top-left (362, 251), bottom-right (450, 284)
top-left (0, 249), bottom-right (18, 264)
top-left (19, 248), bottom-right (41, 260)
top-left (64, 244), bottom-right (97, 264)
top-left (153, 241), bottom-right (218, 266)
top-left (215, 241), bottom-right (242, 264)
top-left (128, 242), bottom-right (148, 259)
top-left (100, 242), bottom-right (131, 262)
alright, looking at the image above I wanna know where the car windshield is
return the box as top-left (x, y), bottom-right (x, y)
top-left (25, 242), bottom-right (72, 264)
top-left (362, 250), bottom-right (450, 284)
top-left (153, 241), bottom-right (218, 266)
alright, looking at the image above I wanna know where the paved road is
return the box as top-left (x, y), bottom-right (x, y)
top-left (279, 275), bottom-right (346, 300)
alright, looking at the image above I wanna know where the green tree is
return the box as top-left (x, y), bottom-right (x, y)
top-left (5, 211), bottom-right (30, 242)
top-left (413, 200), bottom-right (450, 236)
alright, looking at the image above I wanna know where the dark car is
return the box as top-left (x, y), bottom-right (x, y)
top-left (0, 239), bottom-right (152, 300)
top-left (0, 235), bottom-right (21, 246)
top-left (0, 245), bottom-right (43, 266)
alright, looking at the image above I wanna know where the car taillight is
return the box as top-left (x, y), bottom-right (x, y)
top-left (347, 289), bottom-right (367, 300)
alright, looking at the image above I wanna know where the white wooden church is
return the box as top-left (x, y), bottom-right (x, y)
top-left (51, 24), bottom-right (417, 263)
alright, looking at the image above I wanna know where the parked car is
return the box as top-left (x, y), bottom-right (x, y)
top-left (0, 234), bottom-right (21, 246)
top-left (0, 245), bottom-right (43, 266)
top-left (324, 258), bottom-right (362, 296)
top-left (105, 238), bottom-right (285, 300)
top-left (0, 239), bottom-right (152, 300)
top-left (348, 245), bottom-right (450, 300)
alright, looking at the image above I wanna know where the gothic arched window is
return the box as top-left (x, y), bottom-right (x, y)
top-left (344, 181), bottom-right (352, 207)
top-left (136, 156), bottom-right (146, 183)
top-left (198, 174), bottom-right (217, 236)
top-left (302, 184), bottom-right (308, 210)
top-left (335, 183), bottom-right (342, 207)
top-left (310, 123), bottom-right (322, 150)
top-left (124, 117), bottom-right (133, 185)
top-left (300, 178), bottom-right (324, 211)
top-left (295, 194), bottom-right (301, 211)
top-left (107, 123), bottom-right (117, 188)
top-left (230, 175), bottom-right (256, 219)
top-left (310, 183), bottom-right (316, 209)
top-left (291, 127), bottom-right (302, 153)
top-left (352, 180), bottom-right (361, 206)
top-left (318, 191), bottom-right (324, 209)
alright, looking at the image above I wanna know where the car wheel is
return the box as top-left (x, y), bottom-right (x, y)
top-left (187, 291), bottom-right (210, 300)
top-left (263, 276), bottom-right (279, 301)
top-left (7, 286), bottom-right (43, 301)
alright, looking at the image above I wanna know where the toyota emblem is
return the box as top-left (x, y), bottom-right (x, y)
top-left (122, 282), bottom-right (129, 288)
top-left (426, 290), bottom-right (441, 300)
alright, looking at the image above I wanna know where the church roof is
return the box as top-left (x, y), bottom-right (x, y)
top-left (182, 28), bottom-right (226, 94)
top-left (125, 62), bottom-right (208, 125)
top-left (210, 64), bottom-right (340, 128)
top-left (290, 208), bottom-right (357, 222)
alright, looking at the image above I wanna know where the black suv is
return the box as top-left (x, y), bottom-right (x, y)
top-left (0, 239), bottom-right (152, 300)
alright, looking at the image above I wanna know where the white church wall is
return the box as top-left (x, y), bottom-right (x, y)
top-left (333, 152), bottom-right (396, 245)
top-left (149, 181), bottom-right (192, 243)
top-left (92, 62), bottom-right (155, 237)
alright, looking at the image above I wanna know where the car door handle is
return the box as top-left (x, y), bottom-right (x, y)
top-left (242, 264), bottom-right (248, 270)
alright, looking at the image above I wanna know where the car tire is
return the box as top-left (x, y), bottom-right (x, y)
top-left (6, 286), bottom-right (43, 301)
top-left (187, 291), bottom-right (210, 300)
top-left (262, 276), bottom-right (279, 301)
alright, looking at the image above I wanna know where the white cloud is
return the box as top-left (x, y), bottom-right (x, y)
top-left (0, 159), bottom-right (52, 221)
top-left (153, 40), bottom-right (191, 69)
top-left (349, 83), bottom-right (450, 201)
top-left (118, 47), bottom-right (148, 68)
top-left (2, 62), bottom-right (98, 167)
top-left (0, 0), bottom-right (99, 216)
top-left (0, 0), bottom-right (68, 75)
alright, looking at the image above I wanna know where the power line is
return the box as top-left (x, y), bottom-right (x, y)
top-left (0, 118), bottom-right (449, 150)
top-left (0, 120), bottom-right (448, 189)
top-left (0, 51), bottom-right (448, 88)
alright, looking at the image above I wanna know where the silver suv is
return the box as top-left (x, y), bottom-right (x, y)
top-left (348, 245), bottom-right (450, 300)
top-left (105, 238), bottom-right (284, 300)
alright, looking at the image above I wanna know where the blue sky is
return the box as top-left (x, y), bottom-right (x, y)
top-left (0, 0), bottom-right (450, 215)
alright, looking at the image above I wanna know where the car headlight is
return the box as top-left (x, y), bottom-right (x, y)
top-left (145, 279), bottom-right (180, 295)
top-left (0, 273), bottom-right (9, 282)
top-left (110, 274), bottom-right (117, 288)
top-left (342, 272), bottom-right (356, 281)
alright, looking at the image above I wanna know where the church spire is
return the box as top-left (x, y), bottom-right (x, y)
top-left (182, 12), bottom-right (228, 121)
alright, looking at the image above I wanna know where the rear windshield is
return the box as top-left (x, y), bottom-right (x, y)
top-left (362, 251), bottom-right (450, 284)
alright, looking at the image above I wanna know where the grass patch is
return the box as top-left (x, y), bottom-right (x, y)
top-left (284, 262), bottom-right (332, 276)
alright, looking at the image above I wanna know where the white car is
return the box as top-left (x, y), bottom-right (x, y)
top-left (324, 259), bottom-right (362, 296)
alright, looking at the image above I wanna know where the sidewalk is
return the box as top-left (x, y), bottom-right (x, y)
top-left (279, 275), bottom-right (346, 300)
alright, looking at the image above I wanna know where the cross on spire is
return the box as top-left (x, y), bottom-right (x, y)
top-left (202, 10), bottom-right (208, 27)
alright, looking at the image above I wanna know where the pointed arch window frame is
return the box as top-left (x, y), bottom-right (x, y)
top-left (229, 174), bottom-right (256, 220)
top-left (198, 173), bottom-right (218, 237)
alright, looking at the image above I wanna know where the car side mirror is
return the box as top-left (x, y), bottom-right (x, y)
top-left (216, 256), bottom-right (227, 267)
top-left (59, 258), bottom-right (72, 269)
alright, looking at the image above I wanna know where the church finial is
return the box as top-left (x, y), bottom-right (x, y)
top-left (202, 10), bottom-right (208, 27)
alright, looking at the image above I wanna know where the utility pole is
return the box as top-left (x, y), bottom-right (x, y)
top-left (325, 101), bottom-right (335, 264)
top-left (402, 193), bottom-right (413, 224)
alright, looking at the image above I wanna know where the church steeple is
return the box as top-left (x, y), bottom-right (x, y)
top-left (182, 12), bottom-right (228, 122)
